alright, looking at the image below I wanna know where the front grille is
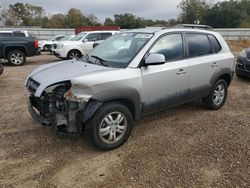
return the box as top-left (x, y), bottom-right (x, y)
top-left (26, 78), bottom-right (40, 94)
top-left (53, 44), bottom-right (57, 49)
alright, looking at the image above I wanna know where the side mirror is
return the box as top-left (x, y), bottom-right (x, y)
top-left (83, 39), bottom-right (88, 43)
top-left (145, 53), bottom-right (166, 66)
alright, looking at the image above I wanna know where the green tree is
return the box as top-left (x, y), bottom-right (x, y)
top-left (113, 13), bottom-right (146, 29)
top-left (86, 14), bottom-right (99, 26)
top-left (1, 3), bottom-right (44, 26)
top-left (178, 0), bottom-right (209, 24)
top-left (205, 1), bottom-right (242, 28)
top-left (47, 14), bottom-right (66, 28)
top-left (66, 8), bottom-right (85, 28)
top-left (104, 17), bottom-right (114, 26)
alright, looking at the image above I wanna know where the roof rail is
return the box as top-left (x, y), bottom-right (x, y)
top-left (173, 24), bottom-right (213, 30)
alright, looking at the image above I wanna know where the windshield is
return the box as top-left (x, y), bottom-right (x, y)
top-left (59, 35), bottom-right (72, 41)
top-left (88, 32), bottom-right (153, 68)
top-left (70, 32), bottom-right (87, 41)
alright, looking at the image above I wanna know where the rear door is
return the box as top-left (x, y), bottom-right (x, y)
top-left (185, 32), bottom-right (221, 100)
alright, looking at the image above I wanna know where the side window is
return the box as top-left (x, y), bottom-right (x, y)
top-left (85, 33), bottom-right (100, 42)
top-left (186, 34), bottom-right (212, 57)
top-left (55, 36), bottom-right (65, 41)
top-left (0, 33), bottom-right (12, 37)
top-left (149, 34), bottom-right (183, 62)
top-left (100, 33), bottom-right (112, 40)
top-left (13, 32), bottom-right (25, 37)
top-left (208, 34), bottom-right (221, 53)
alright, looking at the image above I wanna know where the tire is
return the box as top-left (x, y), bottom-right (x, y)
top-left (67, 50), bottom-right (82, 60)
top-left (43, 45), bottom-right (51, 52)
top-left (236, 71), bottom-right (245, 78)
top-left (86, 102), bottom-right (134, 151)
top-left (7, 50), bottom-right (26, 66)
top-left (203, 79), bottom-right (228, 110)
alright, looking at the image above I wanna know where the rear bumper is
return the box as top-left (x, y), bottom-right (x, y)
top-left (235, 68), bottom-right (250, 78)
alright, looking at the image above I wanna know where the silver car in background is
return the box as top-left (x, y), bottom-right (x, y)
top-left (26, 26), bottom-right (234, 150)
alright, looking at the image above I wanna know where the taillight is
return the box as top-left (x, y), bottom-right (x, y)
top-left (34, 39), bottom-right (39, 49)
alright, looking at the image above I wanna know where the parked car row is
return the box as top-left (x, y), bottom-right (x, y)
top-left (38, 35), bottom-right (75, 52)
top-left (51, 30), bottom-right (119, 59)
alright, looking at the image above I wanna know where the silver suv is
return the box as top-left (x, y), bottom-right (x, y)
top-left (26, 26), bottom-right (234, 150)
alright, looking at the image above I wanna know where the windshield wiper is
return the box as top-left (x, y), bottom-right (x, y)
top-left (91, 55), bottom-right (108, 67)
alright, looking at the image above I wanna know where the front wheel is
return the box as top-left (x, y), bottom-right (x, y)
top-left (7, 50), bottom-right (26, 66)
top-left (203, 79), bottom-right (228, 110)
top-left (67, 50), bottom-right (82, 59)
top-left (87, 102), bottom-right (134, 150)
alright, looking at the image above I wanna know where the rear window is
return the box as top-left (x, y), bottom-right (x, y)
top-left (186, 34), bottom-right (212, 57)
top-left (0, 32), bottom-right (12, 37)
top-left (208, 34), bottom-right (221, 53)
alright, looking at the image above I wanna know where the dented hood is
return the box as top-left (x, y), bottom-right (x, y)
top-left (26, 59), bottom-right (111, 97)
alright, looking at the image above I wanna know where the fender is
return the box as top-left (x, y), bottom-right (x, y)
top-left (209, 67), bottom-right (233, 86)
top-left (4, 45), bottom-right (28, 58)
top-left (82, 87), bottom-right (142, 122)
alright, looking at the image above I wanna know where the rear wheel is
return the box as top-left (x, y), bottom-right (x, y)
top-left (86, 102), bottom-right (134, 150)
top-left (203, 79), bottom-right (228, 110)
top-left (67, 50), bottom-right (82, 59)
top-left (7, 50), bottom-right (26, 66)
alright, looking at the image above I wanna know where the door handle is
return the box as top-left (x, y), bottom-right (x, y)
top-left (211, 62), bottom-right (219, 68)
top-left (176, 69), bottom-right (187, 75)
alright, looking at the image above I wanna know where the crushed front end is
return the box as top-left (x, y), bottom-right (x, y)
top-left (26, 78), bottom-right (85, 133)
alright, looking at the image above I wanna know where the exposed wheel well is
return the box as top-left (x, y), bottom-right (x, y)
top-left (111, 98), bottom-right (136, 120)
top-left (5, 47), bottom-right (27, 57)
top-left (82, 98), bottom-right (137, 132)
top-left (218, 74), bottom-right (232, 86)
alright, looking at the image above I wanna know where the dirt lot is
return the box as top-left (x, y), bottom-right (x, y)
top-left (0, 45), bottom-right (250, 187)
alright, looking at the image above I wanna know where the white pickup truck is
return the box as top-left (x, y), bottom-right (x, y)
top-left (52, 30), bottom-right (119, 59)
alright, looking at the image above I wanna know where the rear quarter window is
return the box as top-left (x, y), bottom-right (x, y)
top-left (208, 34), bottom-right (221, 53)
top-left (13, 32), bottom-right (26, 37)
top-left (186, 33), bottom-right (212, 58)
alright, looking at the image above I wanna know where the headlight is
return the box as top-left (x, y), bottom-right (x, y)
top-left (57, 44), bottom-right (64, 49)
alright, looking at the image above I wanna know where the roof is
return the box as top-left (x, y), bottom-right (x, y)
top-left (125, 27), bottom-right (165, 33)
top-left (123, 26), bottom-right (217, 36)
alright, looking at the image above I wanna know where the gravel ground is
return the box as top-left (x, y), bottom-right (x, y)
top-left (0, 48), bottom-right (249, 187)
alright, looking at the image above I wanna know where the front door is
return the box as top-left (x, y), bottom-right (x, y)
top-left (141, 33), bottom-right (189, 114)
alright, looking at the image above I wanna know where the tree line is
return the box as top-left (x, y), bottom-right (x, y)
top-left (0, 0), bottom-right (250, 29)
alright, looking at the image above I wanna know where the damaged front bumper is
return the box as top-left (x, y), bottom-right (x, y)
top-left (28, 96), bottom-right (86, 133)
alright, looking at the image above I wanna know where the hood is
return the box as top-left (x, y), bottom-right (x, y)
top-left (38, 40), bottom-right (52, 44)
top-left (59, 40), bottom-right (82, 45)
top-left (26, 59), bottom-right (112, 97)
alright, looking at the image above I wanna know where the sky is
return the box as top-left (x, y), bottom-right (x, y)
top-left (0, 0), bottom-right (183, 22)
